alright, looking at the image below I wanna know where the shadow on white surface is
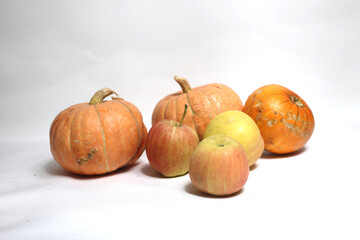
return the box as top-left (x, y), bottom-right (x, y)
top-left (250, 163), bottom-right (258, 171)
top-left (140, 163), bottom-right (189, 179)
top-left (184, 182), bottom-right (245, 199)
top-left (140, 164), bottom-right (166, 178)
top-left (261, 146), bottom-right (308, 159)
top-left (42, 159), bottom-right (140, 179)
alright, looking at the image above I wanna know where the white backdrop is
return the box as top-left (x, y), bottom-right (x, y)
top-left (1, 0), bottom-right (360, 239)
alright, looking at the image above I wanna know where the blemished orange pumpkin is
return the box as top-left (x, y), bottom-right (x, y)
top-left (152, 76), bottom-right (243, 139)
top-left (243, 84), bottom-right (314, 154)
top-left (49, 88), bottom-right (147, 175)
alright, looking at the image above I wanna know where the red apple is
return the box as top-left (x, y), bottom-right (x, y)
top-left (146, 105), bottom-right (200, 177)
top-left (189, 135), bottom-right (249, 196)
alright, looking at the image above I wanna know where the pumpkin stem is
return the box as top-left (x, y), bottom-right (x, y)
top-left (174, 75), bottom-right (192, 93)
top-left (290, 95), bottom-right (304, 107)
top-left (179, 104), bottom-right (188, 127)
top-left (89, 88), bottom-right (118, 105)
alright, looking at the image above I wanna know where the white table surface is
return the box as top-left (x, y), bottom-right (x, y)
top-left (2, 113), bottom-right (360, 239)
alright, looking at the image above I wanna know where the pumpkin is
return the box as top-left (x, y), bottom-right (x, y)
top-left (152, 76), bottom-right (243, 139)
top-left (243, 84), bottom-right (314, 154)
top-left (49, 88), bottom-right (147, 175)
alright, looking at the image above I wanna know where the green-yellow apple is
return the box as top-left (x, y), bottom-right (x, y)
top-left (189, 135), bottom-right (249, 196)
top-left (203, 110), bottom-right (264, 166)
top-left (146, 105), bottom-right (199, 177)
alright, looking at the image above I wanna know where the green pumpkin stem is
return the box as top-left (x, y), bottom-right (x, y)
top-left (89, 88), bottom-right (118, 105)
top-left (174, 75), bottom-right (192, 93)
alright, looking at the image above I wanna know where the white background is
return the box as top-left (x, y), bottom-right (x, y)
top-left (1, 0), bottom-right (360, 239)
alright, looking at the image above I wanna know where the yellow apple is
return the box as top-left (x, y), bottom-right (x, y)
top-left (203, 110), bottom-right (264, 166)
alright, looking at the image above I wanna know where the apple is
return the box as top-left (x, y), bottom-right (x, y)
top-left (203, 110), bottom-right (264, 166)
top-left (189, 135), bottom-right (249, 196)
top-left (146, 105), bottom-right (200, 177)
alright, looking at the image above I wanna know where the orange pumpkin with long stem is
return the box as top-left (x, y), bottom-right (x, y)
top-left (243, 84), bottom-right (314, 154)
top-left (50, 88), bottom-right (147, 175)
top-left (152, 76), bottom-right (243, 140)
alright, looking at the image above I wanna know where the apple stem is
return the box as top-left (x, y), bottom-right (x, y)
top-left (179, 104), bottom-right (188, 127)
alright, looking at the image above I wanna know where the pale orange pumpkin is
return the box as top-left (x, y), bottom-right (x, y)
top-left (152, 76), bottom-right (243, 139)
top-left (49, 88), bottom-right (147, 175)
top-left (243, 84), bottom-right (314, 154)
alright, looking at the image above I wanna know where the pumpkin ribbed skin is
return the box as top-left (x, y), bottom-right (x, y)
top-left (243, 84), bottom-right (314, 154)
top-left (50, 89), bottom-right (147, 175)
top-left (152, 76), bottom-right (243, 140)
